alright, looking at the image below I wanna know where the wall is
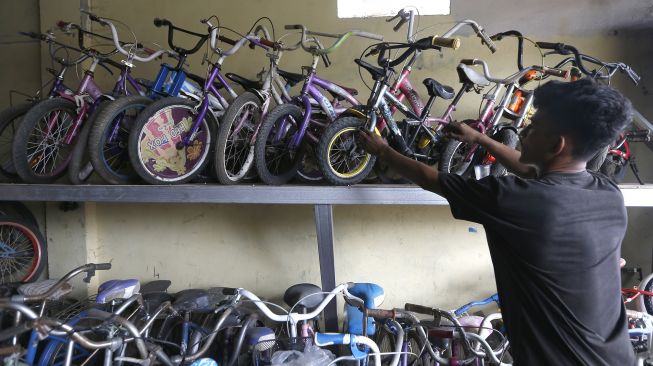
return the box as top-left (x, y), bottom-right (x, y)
top-left (0, 1), bottom-right (41, 109)
top-left (11, 0), bottom-right (652, 312)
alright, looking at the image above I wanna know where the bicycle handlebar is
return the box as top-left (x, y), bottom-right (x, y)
top-left (153, 17), bottom-right (208, 55)
top-left (8, 263), bottom-right (111, 303)
top-left (284, 24), bottom-right (383, 56)
top-left (442, 19), bottom-right (496, 53)
top-left (536, 41), bottom-right (640, 84)
top-left (460, 58), bottom-right (569, 84)
top-left (491, 30), bottom-right (524, 70)
top-left (86, 13), bottom-right (172, 62)
top-left (373, 36), bottom-right (461, 68)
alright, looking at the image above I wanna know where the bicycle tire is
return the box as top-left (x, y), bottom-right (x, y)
top-left (90, 96), bottom-right (152, 185)
top-left (215, 92), bottom-right (261, 185)
top-left (490, 128), bottom-right (519, 177)
top-left (0, 216), bottom-right (47, 283)
top-left (642, 276), bottom-right (653, 315)
top-left (128, 97), bottom-right (217, 185)
top-left (68, 102), bottom-right (111, 185)
top-left (439, 139), bottom-right (477, 178)
top-left (316, 116), bottom-right (376, 186)
top-left (295, 149), bottom-right (324, 184)
top-left (0, 201), bottom-right (38, 228)
top-left (586, 144), bottom-right (609, 172)
top-left (0, 103), bottom-right (33, 181)
top-left (254, 103), bottom-right (306, 185)
top-left (12, 98), bottom-right (79, 183)
top-left (600, 156), bottom-right (627, 183)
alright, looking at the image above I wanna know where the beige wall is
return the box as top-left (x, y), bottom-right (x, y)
top-left (15, 0), bottom-right (652, 313)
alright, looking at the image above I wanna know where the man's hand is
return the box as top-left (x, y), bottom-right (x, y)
top-left (444, 120), bottom-right (483, 144)
top-left (357, 128), bottom-right (389, 157)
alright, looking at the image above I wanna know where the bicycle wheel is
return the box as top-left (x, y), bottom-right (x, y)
top-left (68, 102), bottom-right (111, 185)
top-left (254, 104), bottom-right (306, 185)
top-left (316, 116), bottom-right (376, 186)
top-left (296, 149), bottom-right (324, 184)
top-left (90, 96), bottom-right (152, 185)
top-left (215, 92), bottom-right (261, 185)
top-left (439, 139), bottom-right (477, 177)
top-left (128, 97), bottom-right (217, 185)
top-left (0, 202), bottom-right (38, 228)
top-left (642, 277), bottom-right (653, 315)
top-left (0, 216), bottom-right (47, 284)
top-left (12, 98), bottom-right (79, 183)
top-left (600, 156), bottom-right (627, 183)
top-left (489, 128), bottom-right (519, 177)
top-left (0, 103), bottom-right (33, 181)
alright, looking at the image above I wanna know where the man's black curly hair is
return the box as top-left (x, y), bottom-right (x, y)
top-left (533, 78), bottom-right (633, 160)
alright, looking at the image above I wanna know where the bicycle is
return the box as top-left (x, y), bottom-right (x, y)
top-left (0, 30), bottom-right (77, 182)
top-left (11, 20), bottom-right (147, 184)
top-left (253, 24), bottom-right (383, 185)
top-left (127, 18), bottom-right (270, 184)
top-left (213, 26), bottom-right (307, 185)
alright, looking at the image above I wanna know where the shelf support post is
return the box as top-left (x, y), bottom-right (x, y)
top-left (314, 204), bottom-right (338, 331)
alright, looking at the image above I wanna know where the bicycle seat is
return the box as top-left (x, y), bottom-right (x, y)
top-left (173, 289), bottom-right (213, 312)
top-left (140, 279), bottom-right (172, 294)
top-left (423, 78), bottom-right (455, 100)
top-left (354, 59), bottom-right (386, 81)
top-left (206, 287), bottom-right (232, 306)
top-left (277, 69), bottom-right (305, 86)
top-left (96, 279), bottom-right (140, 304)
top-left (346, 283), bottom-right (385, 308)
top-left (226, 73), bottom-right (262, 91)
top-left (283, 283), bottom-right (326, 312)
top-left (18, 279), bottom-right (73, 301)
top-left (457, 64), bottom-right (490, 87)
top-left (142, 291), bottom-right (173, 313)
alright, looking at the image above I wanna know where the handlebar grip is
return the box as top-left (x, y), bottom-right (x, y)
top-left (259, 38), bottom-right (277, 48)
top-left (460, 59), bottom-right (478, 66)
top-left (221, 287), bottom-right (238, 295)
top-left (18, 31), bottom-right (42, 40)
top-left (86, 12), bottom-right (107, 26)
top-left (285, 24), bottom-right (303, 30)
top-left (544, 67), bottom-right (569, 79)
top-left (536, 41), bottom-right (560, 50)
top-left (405, 303), bottom-right (434, 315)
top-left (367, 309), bottom-right (396, 319)
top-left (93, 263), bottom-right (112, 270)
top-left (315, 333), bottom-right (349, 346)
top-left (218, 35), bottom-right (237, 46)
top-left (478, 31), bottom-right (497, 53)
top-left (393, 18), bottom-right (407, 32)
top-left (431, 36), bottom-right (461, 50)
top-left (153, 18), bottom-right (171, 28)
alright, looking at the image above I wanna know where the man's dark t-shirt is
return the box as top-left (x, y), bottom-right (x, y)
top-left (439, 171), bottom-right (635, 365)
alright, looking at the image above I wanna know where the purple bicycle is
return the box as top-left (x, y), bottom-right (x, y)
top-left (253, 24), bottom-right (383, 185)
top-left (0, 30), bottom-right (77, 182)
top-left (127, 18), bottom-right (273, 184)
top-left (11, 20), bottom-right (147, 184)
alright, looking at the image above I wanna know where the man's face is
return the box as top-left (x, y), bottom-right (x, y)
top-left (519, 110), bottom-right (559, 166)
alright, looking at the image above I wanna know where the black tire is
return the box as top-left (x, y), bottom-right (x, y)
top-left (316, 116), bottom-right (376, 186)
top-left (643, 276), bottom-right (653, 315)
top-left (12, 98), bottom-right (78, 183)
top-left (215, 92), bottom-right (261, 185)
top-left (600, 156), bottom-right (627, 183)
top-left (490, 128), bottom-right (519, 176)
top-left (0, 103), bottom-right (33, 181)
top-left (295, 149), bottom-right (324, 184)
top-left (0, 201), bottom-right (38, 228)
top-left (90, 96), bottom-right (152, 185)
top-left (68, 102), bottom-right (111, 185)
top-left (128, 97), bottom-right (218, 185)
top-left (0, 216), bottom-right (47, 283)
top-left (586, 145), bottom-right (609, 172)
top-left (439, 139), bottom-right (477, 178)
top-left (254, 104), bottom-right (306, 185)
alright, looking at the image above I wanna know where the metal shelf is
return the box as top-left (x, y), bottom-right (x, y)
top-left (0, 183), bottom-right (651, 205)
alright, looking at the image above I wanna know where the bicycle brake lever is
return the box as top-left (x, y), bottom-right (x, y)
top-left (83, 269), bottom-right (96, 283)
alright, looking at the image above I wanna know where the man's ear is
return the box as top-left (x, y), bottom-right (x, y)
top-left (550, 135), bottom-right (566, 157)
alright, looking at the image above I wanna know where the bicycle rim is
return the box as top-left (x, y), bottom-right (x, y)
top-left (0, 221), bottom-right (42, 283)
top-left (327, 127), bottom-right (371, 178)
top-left (136, 105), bottom-right (211, 182)
top-left (26, 109), bottom-right (75, 177)
top-left (447, 141), bottom-right (474, 176)
top-left (223, 101), bottom-right (259, 180)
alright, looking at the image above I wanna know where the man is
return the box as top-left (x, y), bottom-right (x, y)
top-left (358, 79), bottom-right (635, 365)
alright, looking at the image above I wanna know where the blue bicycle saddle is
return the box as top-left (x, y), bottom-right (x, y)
top-left (96, 279), bottom-right (140, 304)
